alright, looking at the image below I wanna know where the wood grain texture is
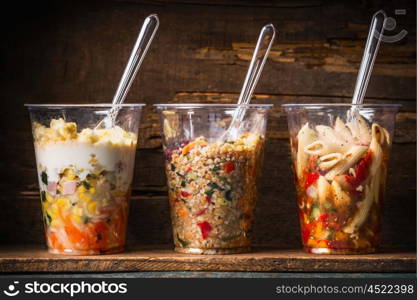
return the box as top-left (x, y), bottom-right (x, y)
top-left (0, 246), bottom-right (414, 273)
top-left (0, 0), bottom-right (415, 251)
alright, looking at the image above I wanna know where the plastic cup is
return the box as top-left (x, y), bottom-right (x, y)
top-left (283, 104), bottom-right (400, 254)
top-left (26, 104), bottom-right (144, 255)
top-left (156, 104), bottom-right (271, 254)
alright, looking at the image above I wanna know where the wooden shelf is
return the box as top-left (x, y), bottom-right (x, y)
top-left (0, 246), bottom-right (414, 273)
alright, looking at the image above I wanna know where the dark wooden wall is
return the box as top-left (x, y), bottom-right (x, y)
top-left (0, 0), bottom-right (415, 249)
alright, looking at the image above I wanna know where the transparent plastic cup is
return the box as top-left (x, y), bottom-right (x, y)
top-left (283, 104), bottom-right (400, 254)
top-left (156, 104), bottom-right (272, 254)
top-left (26, 104), bottom-right (144, 255)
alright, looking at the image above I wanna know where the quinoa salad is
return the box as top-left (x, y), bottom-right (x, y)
top-left (164, 132), bottom-right (264, 254)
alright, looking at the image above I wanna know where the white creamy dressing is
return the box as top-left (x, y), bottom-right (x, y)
top-left (35, 141), bottom-right (136, 190)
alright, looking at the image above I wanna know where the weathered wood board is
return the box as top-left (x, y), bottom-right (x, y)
top-left (0, 0), bottom-right (415, 252)
top-left (0, 245), bottom-right (414, 273)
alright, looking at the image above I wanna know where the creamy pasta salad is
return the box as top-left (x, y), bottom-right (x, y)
top-left (33, 118), bottom-right (137, 255)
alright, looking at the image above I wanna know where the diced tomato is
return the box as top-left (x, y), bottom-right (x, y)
top-left (186, 167), bottom-right (193, 172)
top-left (316, 239), bottom-right (329, 248)
top-left (319, 213), bottom-right (329, 223)
top-left (181, 191), bottom-right (191, 198)
top-left (328, 240), bottom-right (351, 250)
top-left (195, 208), bottom-right (207, 216)
top-left (344, 151), bottom-right (372, 188)
top-left (174, 198), bottom-right (180, 203)
top-left (205, 196), bottom-right (212, 203)
top-left (355, 151), bottom-right (372, 184)
top-left (224, 161), bottom-right (235, 174)
top-left (197, 221), bottom-right (212, 240)
top-left (301, 223), bottom-right (312, 244)
top-left (305, 172), bottom-right (319, 189)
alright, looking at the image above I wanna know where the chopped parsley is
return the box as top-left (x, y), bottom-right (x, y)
top-left (41, 171), bottom-right (48, 185)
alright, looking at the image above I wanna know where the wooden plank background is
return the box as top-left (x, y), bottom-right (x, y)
top-left (0, 0), bottom-right (415, 249)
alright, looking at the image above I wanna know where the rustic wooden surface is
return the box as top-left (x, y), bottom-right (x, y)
top-left (0, 0), bottom-right (415, 252)
top-left (0, 245), bottom-right (415, 273)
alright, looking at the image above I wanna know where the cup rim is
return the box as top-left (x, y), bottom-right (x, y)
top-left (154, 103), bottom-right (273, 109)
top-left (24, 103), bottom-right (146, 108)
top-left (282, 103), bottom-right (401, 108)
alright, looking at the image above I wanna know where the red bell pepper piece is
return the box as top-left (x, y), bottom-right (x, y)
top-left (319, 213), bottom-right (329, 223)
top-left (302, 223), bottom-right (312, 244)
top-left (197, 221), bottom-right (212, 240)
top-left (305, 172), bottom-right (319, 189)
top-left (224, 161), bottom-right (235, 174)
top-left (195, 208), bottom-right (207, 216)
top-left (205, 195), bottom-right (212, 204)
top-left (181, 191), bottom-right (191, 198)
top-left (345, 151), bottom-right (373, 188)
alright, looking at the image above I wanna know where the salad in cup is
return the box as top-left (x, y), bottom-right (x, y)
top-left (284, 104), bottom-right (399, 254)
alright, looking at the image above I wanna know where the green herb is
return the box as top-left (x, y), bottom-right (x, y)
top-left (181, 181), bottom-right (186, 187)
top-left (205, 189), bottom-right (215, 198)
top-left (207, 182), bottom-right (223, 191)
top-left (81, 181), bottom-right (91, 190)
top-left (176, 233), bottom-right (190, 247)
top-left (87, 173), bottom-right (99, 180)
top-left (170, 164), bottom-right (176, 172)
top-left (225, 190), bottom-right (233, 201)
top-left (99, 170), bottom-right (108, 176)
top-left (212, 166), bottom-right (221, 172)
top-left (218, 176), bottom-right (230, 185)
top-left (176, 172), bottom-right (185, 178)
top-left (44, 212), bottom-right (52, 226)
top-left (40, 191), bottom-right (46, 202)
top-left (41, 171), bottom-right (48, 185)
top-left (83, 216), bottom-right (90, 224)
top-left (311, 206), bottom-right (321, 220)
top-left (325, 229), bottom-right (334, 240)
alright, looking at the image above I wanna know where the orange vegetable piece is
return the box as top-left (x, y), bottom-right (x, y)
top-left (178, 207), bottom-right (188, 216)
top-left (182, 140), bottom-right (207, 155)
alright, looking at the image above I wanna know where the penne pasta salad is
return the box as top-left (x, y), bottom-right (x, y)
top-left (285, 106), bottom-right (397, 254)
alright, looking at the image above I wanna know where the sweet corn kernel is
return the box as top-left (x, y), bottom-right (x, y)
top-left (45, 192), bottom-right (53, 202)
top-left (79, 193), bottom-right (91, 203)
top-left (87, 201), bottom-right (97, 214)
top-left (78, 185), bottom-right (87, 193)
top-left (71, 214), bottom-right (82, 224)
top-left (56, 198), bottom-right (69, 209)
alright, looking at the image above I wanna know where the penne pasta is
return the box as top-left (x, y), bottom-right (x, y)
top-left (324, 145), bottom-right (368, 180)
top-left (343, 184), bottom-right (373, 234)
top-left (334, 117), bottom-right (353, 142)
top-left (296, 123), bottom-right (317, 179)
top-left (304, 140), bottom-right (327, 156)
top-left (382, 127), bottom-right (391, 145)
top-left (331, 180), bottom-right (351, 208)
top-left (317, 175), bottom-right (331, 204)
top-left (369, 124), bottom-right (383, 177)
top-left (318, 153), bottom-right (343, 171)
top-left (356, 113), bottom-right (372, 144)
top-left (315, 125), bottom-right (350, 153)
